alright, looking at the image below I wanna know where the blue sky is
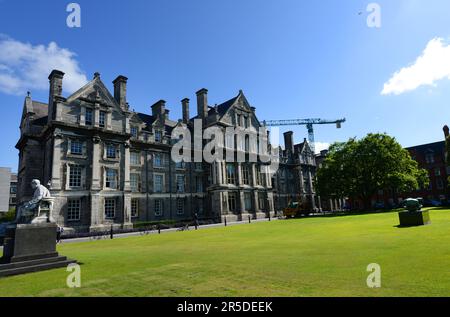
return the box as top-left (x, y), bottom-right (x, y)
top-left (1, 0), bottom-right (450, 172)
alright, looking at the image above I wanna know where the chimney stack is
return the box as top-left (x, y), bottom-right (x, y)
top-left (181, 98), bottom-right (190, 123)
top-left (151, 100), bottom-right (166, 122)
top-left (284, 131), bottom-right (294, 154)
top-left (444, 125), bottom-right (449, 138)
top-left (196, 88), bottom-right (208, 119)
top-left (48, 69), bottom-right (65, 124)
top-left (113, 75), bottom-right (128, 110)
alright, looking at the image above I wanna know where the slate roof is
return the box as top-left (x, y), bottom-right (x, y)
top-left (406, 141), bottom-right (445, 154)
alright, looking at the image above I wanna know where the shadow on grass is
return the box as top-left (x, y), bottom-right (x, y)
top-left (288, 206), bottom-right (448, 222)
top-left (299, 209), bottom-right (403, 220)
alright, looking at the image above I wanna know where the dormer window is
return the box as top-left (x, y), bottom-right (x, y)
top-left (99, 111), bottom-right (106, 128)
top-left (155, 130), bottom-right (162, 142)
top-left (130, 126), bottom-right (138, 138)
top-left (85, 108), bottom-right (93, 125)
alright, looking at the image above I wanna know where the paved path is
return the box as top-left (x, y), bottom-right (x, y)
top-left (0, 217), bottom-right (281, 252)
top-left (60, 217), bottom-right (281, 244)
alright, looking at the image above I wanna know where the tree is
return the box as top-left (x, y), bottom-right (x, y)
top-left (316, 133), bottom-right (428, 210)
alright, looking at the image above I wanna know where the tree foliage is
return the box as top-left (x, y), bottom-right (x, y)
top-left (316, 133), bottom-right (429, 210)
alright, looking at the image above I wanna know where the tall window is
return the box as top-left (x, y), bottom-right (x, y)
top-left (258, 192), bottom-right (265, 210)
top-left (154, 174), bottom-right (164, 193)
top-left (131, 199), bottom-right (139, 218)
top-left (70, 140), bottom-right (83, 155)
top-left (130, 173), bottom-right (140, 192)
top-left (85, 108), bottom-right (93, 125)
top-left (155, 199), bottom-right (163, 216)
top-left (67, 199), bottom-right (81, 221)
top-left (236, 114), bottom-right (242, 126)
top-left (226, 163), bottom-right (236, 184)
top-left (130, 126), bottom-right (138, 138)
top-left (106, 144), bottom-right (117, 159)
top-left (196, 177), bottom-right (203, 193)
top-left (244, 192), bottom-right (252, 211)
top-left (242, 164), bottom-right (250, 185)
top-left (228, 193), bottom-right (237, 212)
top-left (105, 199), bottom-right (115, 219)
top-left (69, 165), bottom-right (82, 188)
top-left (130, 152), bottom-right (140, 165)
top-left (176, 175), bottom-right (185, 193)
top-left (106, 169), bottom-right (117, 189)
top-left (176, 199), bottom-right (184, 215)
top-left (153, 153), bottom-right (163, 167)
top-left (155, 130), bottom-right (162, 142)
top-left (99, 111), bottom-right (106, 128)
top-left (256, 165), bottom-right (263, 186)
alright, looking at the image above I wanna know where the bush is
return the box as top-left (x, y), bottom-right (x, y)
top-left (0, 208), bottom-right (16, 223)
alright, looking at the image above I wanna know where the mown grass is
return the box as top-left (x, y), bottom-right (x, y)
top-left (1, 208), bottom-right (449, 297)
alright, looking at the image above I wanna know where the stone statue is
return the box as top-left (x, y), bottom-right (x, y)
top-left (15, 179), bottom-right (54, 224)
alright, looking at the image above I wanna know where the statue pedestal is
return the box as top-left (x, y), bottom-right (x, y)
top-left (0, 223), bottom-right (76, 277)
top-left (398, 210), bottom-right (431, 227)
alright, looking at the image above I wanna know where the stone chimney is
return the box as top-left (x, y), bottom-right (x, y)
top-left (284, 131), bottom-right (294, 153)
top-left (196, 88), bottom-right (208, 119)
top-left (151, 100), bottom-right (166, 122)
top-left (444, 125), bottom-right (449, 138)
top-left (181, 98), bottom-right (190, 123)
top-left (113, 75), bottom-right (128, 110)
top-left (48, 69), bottom-right (65, 124)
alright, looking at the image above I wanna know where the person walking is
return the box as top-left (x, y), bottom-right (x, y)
top-left (56, 226), bottom-right (64, 244)
top-left (194, 212), bottom-right (199, 230)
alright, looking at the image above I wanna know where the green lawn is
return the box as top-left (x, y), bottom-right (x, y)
top-left (1, 208), bottom-right (450, 297)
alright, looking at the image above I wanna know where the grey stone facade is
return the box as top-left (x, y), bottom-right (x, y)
top-left (16, 70), bottom-right (290, 233)
top-left (272, 132), bottom-right (319, 212)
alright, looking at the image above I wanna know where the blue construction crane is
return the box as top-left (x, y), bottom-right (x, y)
top-left (262, 118), bottom-right (346, 153)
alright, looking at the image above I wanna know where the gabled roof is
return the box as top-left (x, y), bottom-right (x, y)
top-left (66, 74), bottom-right (120, 110)
top-left (21, 95), bottom-right (48, 120)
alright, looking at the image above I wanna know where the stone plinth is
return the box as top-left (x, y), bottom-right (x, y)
top-left (0, 223), bottom-right (76, 277)
top-left (398, 211), bottom-right (431, 227)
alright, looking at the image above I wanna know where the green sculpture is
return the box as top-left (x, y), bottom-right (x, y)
top-left (403, 198), bottom-right (422, 212)
top-left (398, 198), bottom-right (430, 227)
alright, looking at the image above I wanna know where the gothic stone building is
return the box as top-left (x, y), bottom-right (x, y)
top-left (272, 132), bottom-right (319, 212)
top-left (16, 70), bottom-right (290, 233)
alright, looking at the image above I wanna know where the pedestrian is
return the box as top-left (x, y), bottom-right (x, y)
top-left (194, 212), bottom-right (199, 230)
top-left (56, 226), bottom-right (63, 244)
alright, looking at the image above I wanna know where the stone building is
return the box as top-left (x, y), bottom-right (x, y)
top-left (16, 70), bottom-right (278, 232)
top-left (272, 132), bottom-right (319, 211)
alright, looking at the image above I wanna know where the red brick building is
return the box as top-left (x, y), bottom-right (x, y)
top-left (367, 139), bottom-right (448, 208)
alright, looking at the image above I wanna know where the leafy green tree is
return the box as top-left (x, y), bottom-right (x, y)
top-left (316, 133), bottom-right (428, 210)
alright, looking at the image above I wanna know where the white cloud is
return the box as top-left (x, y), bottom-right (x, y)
top-left (314, 142), bottom-right (330, 154)
top-left (382, 37), bottom-right (450, 95)
top-left (0, 35), bottom-right (88, 96)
